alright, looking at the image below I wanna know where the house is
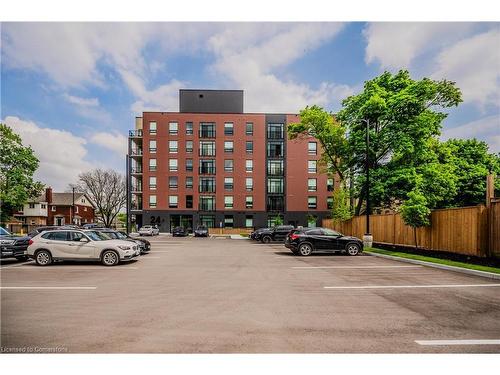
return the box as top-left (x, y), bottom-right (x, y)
top-left (15, 196), bottom-right (49, 226)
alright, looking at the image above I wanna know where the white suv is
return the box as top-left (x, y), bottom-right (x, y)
top-left (139, 225), bottom-right (159, 236)
top-left (27, 229), bottom-right (140, 266)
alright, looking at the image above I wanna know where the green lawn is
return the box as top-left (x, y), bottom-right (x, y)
top-left (365, 247), bottom-right (500, 275)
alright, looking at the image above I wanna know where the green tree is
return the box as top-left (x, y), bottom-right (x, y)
top-left (336, 70), bottom-right (462, 215)
top-left (440, 139), bottom-right (500, 207)
top-left (400, 190), bottom-right (431, 250)
top-left (0, 124), bottom-right (44, 224)
top-left (330, 186), bottom-right (352, 223)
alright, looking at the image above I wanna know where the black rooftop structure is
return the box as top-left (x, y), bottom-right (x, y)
top-left (179, 89), bottom-right (244, 114)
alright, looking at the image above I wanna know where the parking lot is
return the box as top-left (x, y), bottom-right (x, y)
top-left (1, 235), bottom-right (500, 353)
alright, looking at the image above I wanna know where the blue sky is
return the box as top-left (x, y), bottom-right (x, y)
top-left (1, 22), bottom-right (499, 190)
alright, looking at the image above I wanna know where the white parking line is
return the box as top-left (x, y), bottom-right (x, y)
top-left (293, 265), bottom-right (422, 269)
top-left (415, 339), bottom-right (500, 346)
top-left (141, 256), bottom-right (161, 259)
top-left (1, 286), bottom-right (97, 290)
top-left (1, 266), bottom-right (138, 270)
top-left (324, 284), bottom-right (500, 289)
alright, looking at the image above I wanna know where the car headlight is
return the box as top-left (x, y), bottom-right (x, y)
top-left (118, 245), bottom-right (131, 250)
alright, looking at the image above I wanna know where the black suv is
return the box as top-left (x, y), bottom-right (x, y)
top-left (0, 226), bottom-right (31, 261)
top-left (285, 227), bottom-right (363, 256)
top-left (194, 225), bottom-right (208, 237)
top-left (250, 227), bottom-right (270, 241)
top-left (172, 226), bottom-right (188, 237)
top-left (259, 225), bottom-right (295, 244)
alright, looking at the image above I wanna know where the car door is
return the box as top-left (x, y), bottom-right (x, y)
top-left (304, 229), bottom-right (326, 250)
top-left (46, 231), bottom-right (72, 258)
top-left (321, 228), bottom-right (342, 251)
top-left (274, 226), bottom-right (289, 242)
top-left (69, 231), bottom-right (96, 259)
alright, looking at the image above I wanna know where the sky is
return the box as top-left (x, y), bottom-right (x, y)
top-left (1, 22), bottom-right (499, 190)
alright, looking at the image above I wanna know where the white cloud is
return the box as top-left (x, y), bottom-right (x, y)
top-left (3, 116), bottom-right (93, 190)
top-left (63, 94), bottom-right (99, 107)
top-left (89, 131), bottom-right (128, 156)
top-left (441, 115), bottom-right (500, 153)
top-left (432, 29), bottom-right (500, 109)
top-left (364, 23), bottom-right (475, 70)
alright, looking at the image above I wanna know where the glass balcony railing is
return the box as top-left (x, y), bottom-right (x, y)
top-left (199, 166), bottom-right (216, 174)
top-left (131, 167), bottom-right (143, 174)
top-left (130, 148), bottom-right (143, 156)
top-left (129, 129), bottom-right (143, 137)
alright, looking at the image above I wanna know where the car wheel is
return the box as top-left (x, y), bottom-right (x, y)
top-left (346, 243), bottom-right (361, 256)
top-left (101, 250), bottom-right (119, 266)
top-left (261, 236), bottom-right (271, 244)
top-left (298, 243), bottom-right (313, 256)
top-left (35, 250), bottom-right (52, 266)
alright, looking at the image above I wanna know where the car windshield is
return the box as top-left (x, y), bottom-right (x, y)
top-left (197, 226), bottom-right (207, 230)
top-left (0, 227), bottom-right (10, 236)
top-left (322, 228), bottom-right (342, 236)
top-left (85, 231), bottom-right (111, 241)
top-left (115, 232), bottom-right (128, 239)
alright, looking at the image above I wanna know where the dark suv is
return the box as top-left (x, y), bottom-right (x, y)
top-left (259, 225), bottom-right (295, 244)
top-left (285, 227), bottom-right (363, 256)
top-left (0, 226), bottom-right (31, 261)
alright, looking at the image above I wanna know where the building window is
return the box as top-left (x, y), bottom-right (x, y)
top-left (246, 141), bottom-right (253, 154)
top-left (199, 177), bottom-right (216, 193)
top-left (186, 195), bottom-right (193, 209)
top-left (149, 140), bottom-right (156, 153)
top-left (308, 141), bottom-right (317, 155)
top-left (267, 141), bottom-right (283, 158)
top-left (267, 160), bottom-right (283, 175)
top-left (84, 207), bottom-right (87, 212)
top-left (169, 122), bottom-right (178, 135)
top-left (185, 176), bottom-right (193, 189)
top-left (186, 122), bottom-right (193, 135)
top-left (246, 159), bottom-right (253, 172)
top-left (327, 178), bottom-right (334, 191)
top-left (246, 177), bottom-right (253, 191)
top-left (224, 215), bottom-right (234, 228)
top-left (224, 159), bottom-right (234, 172)
top-left (308, 160), bottom-right (317, 173)
top-left (199, 159), bottom-right (216, 174)
top-left (186, 159), bottom-right (193, 172)
top-left (149, 195), bottom-right (157, 208)
top-left (199, 122), bottom-right (216, 138)
top-left (308, 178), bottom-right (317, 191)
top-left (169, 176), bottom-right (178, 189)
top-left (224, 177), bottom-right (234, 191)
top-left (199, 141), bottom-right (216, 156)
top-left (186, 141), bottom-right (193, 153)
top-left (267, 123), bottom-right (284, 139)
top-left (267, 196), bottom-right (284, 211)
top-left (246, 122), bottom-right (253, 136)
top-left (149, 158), bottom-right (157, 171)
top-left (245, 216), bottom-right (253, 228)
top-left (224, 122), bottom-right (234, 136)
top-left (29, 203), bottom-right (35, 209)
top-left (200, 214), bottom-right (215, 228)
top-left (75, 206), bottom-right (79, 213)
top-left (224, 196), bottom-right (234, 209)
top-left (169, 195), bottom-right (178, 208)
top-left (308, 196), bottom-right (317, 209)
top-left (149, 122), bottom-right (157, 135)
top-left (245, 196), bottom-right (253, 209)
top-left (149, 176), bottom-right (157, 190)
top-left (327, 197), bottom-right (334, 209)
top-left (199, 196), bottom-right (216, 211)
top-left (169, 140), bottom-right (178, 153)
top-left (41, 204), bottom-right (46, 209)
top-left (267, 178), bottom-right (284, 194)
top-left (224, 141), bottom-right (234, 153)
top-left (169, 159), bottom-right (178, 171)
top-left (51, 206), bottom-right (56, 212)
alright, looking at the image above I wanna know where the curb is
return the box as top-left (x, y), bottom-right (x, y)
top-left (366, 252), bottom-right (500, 280)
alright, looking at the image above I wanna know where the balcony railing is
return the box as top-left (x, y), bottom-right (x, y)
top-left (130, 202), bottom-right (143, 210)
top-left (130, 148), bottom-right (143, 156)
top-left (129, 129), bottom-right (143, 137)
top-left (131, 185), bottom-right (142, 192)
top-left (199, 129), bottom-right (216, 138)
top-left (199, 166), bottom-right (216, 174)
top-left (199, 201), bottom-right (216, 211)
top-left (131, 167), bottom-right (143, 174)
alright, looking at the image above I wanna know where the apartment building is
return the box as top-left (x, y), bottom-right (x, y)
top-left (127, 89), bottom-right (335, 232)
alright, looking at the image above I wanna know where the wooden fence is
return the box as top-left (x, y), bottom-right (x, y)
top-left (490, 199), bottom-right (500, 257)
top-left (323, 205), bottom-right (491, 257)
top-left (208, 228), bottom-right (253, 235)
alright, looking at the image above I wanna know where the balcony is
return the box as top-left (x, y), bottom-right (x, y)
top-left (130, 167), bottom-right (143, 174)
top-left (199, 129), bottom-right (216, 138)
top-left (130, 148), bottom-right (143, 157)
top-left (199, 166), bottom-right (216, 175)
top-left (131, 184), bottom-right (142, 193)
top-left (130, 202), bottom-right (143, 211)
top-left (199, 201), bottom-right (216, 211)
top-left (129, 129), bottom-right (143, 138)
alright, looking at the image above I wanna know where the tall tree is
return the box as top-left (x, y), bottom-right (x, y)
top-left (336, 70), bottom-right (463, 214)
top-left (0, 124), bottom-right (44, 224)
top-left (74, 169), bottom-right (126, 228)
top-left (400, 190), bottom-right (431, 250)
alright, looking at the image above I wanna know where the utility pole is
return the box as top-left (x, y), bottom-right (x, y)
top-left (362, 119), bottom-right (373, 248)
top-left (72, 186), bottom-right (75, 225)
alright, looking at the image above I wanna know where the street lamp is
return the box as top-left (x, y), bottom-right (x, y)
top-left (361, 119), bottom-right (373, 248)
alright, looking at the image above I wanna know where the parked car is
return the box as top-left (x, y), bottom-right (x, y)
top-left (27, 229), bottom-right (140, 266)
top-left (81, 223), bottom-right (104, 230)
top-left (95, 228), bottom-right (150, 254)
top-left (28, 226), bottom-right (61, 238)
top-left (259, 225), bottom-right (295, 244)
top-left (0, 226), bottom-right (31, 261)
top-left (172, 226), bottom-right (188, 237)
top-left (139, 225), bottom-right (158, 236)
top-left (194, 225), bottom-right (209, 237)
top-left (250, 227), bottom-right (271, 241)
top-left (285, 227), bottom-right (363, 256)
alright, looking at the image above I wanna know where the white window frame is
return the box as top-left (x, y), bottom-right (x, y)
top-left (224, 196), bottom-right (234, 209)
top-left (169, 122), bottom-right (178, 134)
top-left (169, 195), bottom-right (178, 208)
top-left (246, 159), bottom-right (253, 172)
top-left (169, 140), bottom-right (178, 153)
top-left (169, 159), bottom-right (178, 171)
top-left (149, 195), bottom-right (157, 208)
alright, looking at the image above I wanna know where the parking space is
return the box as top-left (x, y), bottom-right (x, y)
top-left (1, 235), bottom-right (500, 353)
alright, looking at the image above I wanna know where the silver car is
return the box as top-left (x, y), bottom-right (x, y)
top-left (27, 229), bottom-right (140, 266)
top-left (138, 225), bottom-right (159, 236)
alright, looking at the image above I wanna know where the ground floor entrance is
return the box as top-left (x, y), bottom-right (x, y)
top-left (169, 215), bottom-right (193, 233)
